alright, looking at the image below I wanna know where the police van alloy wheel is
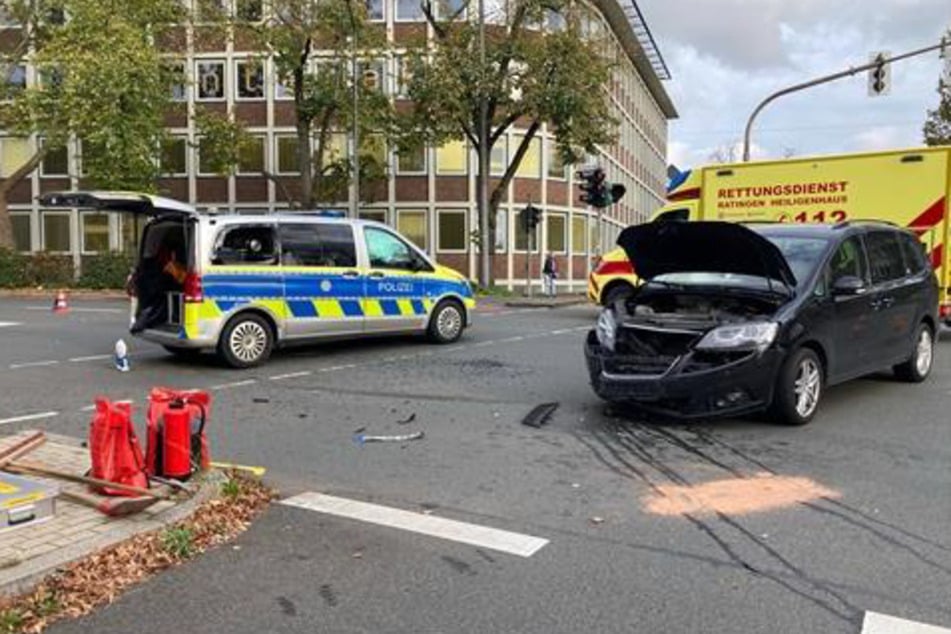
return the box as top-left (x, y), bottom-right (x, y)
top-left (428, 300), bottom-right (464, 344)
top-left (219, 313), bottom-right (273, 368)
top-left (770, 347), bottom-right (822, 426)
top-left (893, 323), bottom-right (934, 383)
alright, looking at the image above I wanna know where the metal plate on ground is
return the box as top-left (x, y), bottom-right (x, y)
top-left (0, 473), bottom-right (58, 532)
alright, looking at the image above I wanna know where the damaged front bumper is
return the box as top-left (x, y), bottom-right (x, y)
top-left (583, 331), bottom-right (784, 419)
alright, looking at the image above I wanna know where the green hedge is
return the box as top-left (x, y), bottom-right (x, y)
top-left (78, 252), bottom-right (134, 289)
top-left (0, 248), bottom-right (133, 289)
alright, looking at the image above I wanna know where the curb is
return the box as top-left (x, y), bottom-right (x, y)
top-left (0, 289), bottom-right (126, 300)
top-left (0, 470), bottom-right (226, 598)
top-left (503, 297), bottom-right (589, 308)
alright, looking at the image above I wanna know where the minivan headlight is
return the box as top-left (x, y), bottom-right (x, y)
top-left (695, 322), bottom-right (778, 352)
top-left (596, 308), bottom-right (617, 352)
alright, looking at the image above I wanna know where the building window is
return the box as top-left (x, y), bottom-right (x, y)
top-left (436, 139), bottom-right (466, 174)
top-left (515, 135), bottom-right (541, 178)
top-left (197, 141), bottom-right (216, 175)
top-left (548, 142), bottom-right (566, 179)
top-left (238, 135), bottom-right (265, 174)
top-left (394, 56), bottom-right (413, 98)
top-left (161, 137), bottom-right (188, 176)
top-left (546, 213), bottom-right (566, 253)
top-left (276, 135), bottom-right (299, 174)
top-left (166, 61), bottom-right (186, 101)
top-left (359, 60), bottom-right (386, 94)
top-left (0, 138), bottom-right (31, 177)
top-left (196, 61), bottom-right (225, 101)
top-left (396, 0), bottom-right (423, 20)
top-left (359, 210), bottom-right (386, 223)
top-left (365, 0), bottom-right (384, 21)
top-left (197, 0), bottom-right (228, 22)
top-left (121, 214), bottom-right (147, 254)
top-left (274, 73), bottom-right (293, 100)
top-left (515, 214), bottom-right (539, 252)
top-left (41, 143), bottom-right (69, 177)
top-left (81, 213), bottom-right (110, 253)
top-left (11, 213), bottom-right (31, 252)
top-left (236, 0), bottom-right (262, 21)
top-left (571, 215), bottom-right (586, 253)
top-left (434, 0), bottom-right (466, 19)
top-left (437, 210), bottom-right (466, 251)
top-left (42, 212), bottom-right (71, 252)
top-left (5, 64), bottom-right (26, 92)
top-left (490, 141), bottom-right (506, 176)
top-left (236, 60), bottom-right (264, 100)
top-left (495, 208), bottom-right (507, 253)
top-left (396, 145), bottom-right (426, 174)
top-left (397, 210), bottom-right (427, 250)
top-left (327, 132), bottom-right (349, 161)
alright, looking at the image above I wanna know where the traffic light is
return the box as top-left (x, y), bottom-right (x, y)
top-left (520, 203), bottom-right (541, 232)
top-left (577, 166), bottom-right (626, 208)
top-left (577, 167), bottom-right (606, 207)
top-left (868, 52), bottom-right (890, 96)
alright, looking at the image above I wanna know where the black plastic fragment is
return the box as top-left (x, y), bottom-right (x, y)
top-left (522, 402), bottom-right (559, 428)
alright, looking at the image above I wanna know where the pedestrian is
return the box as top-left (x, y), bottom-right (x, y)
top-left (543, 253), bottom-right (557, 297)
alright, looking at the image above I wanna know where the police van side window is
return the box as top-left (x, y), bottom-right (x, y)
top-left (280, 223), bottom-right (357, 268)
top-left (864, 231), bottom-right (907, 283)
top-left (212, 225), bottom-right (277, 265)
top-left (365, 226), bottom-right (429, 271)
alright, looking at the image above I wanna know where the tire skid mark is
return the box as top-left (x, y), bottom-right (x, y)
top-left (579, 421), bottom-right (858, 624)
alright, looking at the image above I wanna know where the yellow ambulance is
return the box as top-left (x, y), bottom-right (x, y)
top-left (590, 146), bottom-right (951, 322)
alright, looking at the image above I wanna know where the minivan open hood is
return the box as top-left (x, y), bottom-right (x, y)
top-left (39, 191), bottom-right (197, 217)
top-left (617, 221), bottom-right (796, 287)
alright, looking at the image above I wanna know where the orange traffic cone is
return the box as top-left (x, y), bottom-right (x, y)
top-left (52, 290), bottom-right (69, 314)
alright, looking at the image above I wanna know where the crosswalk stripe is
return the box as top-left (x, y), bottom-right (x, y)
top-left (863, 611), bottom-right (951, 633)
top-left (280, 492), bottom-right (549, 558)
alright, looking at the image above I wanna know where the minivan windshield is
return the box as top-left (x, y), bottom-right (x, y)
top-left (650, 236), bottom-right (830, 293)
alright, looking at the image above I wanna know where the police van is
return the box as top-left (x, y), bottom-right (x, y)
top-left (41, 191), bottom-right (476, 367)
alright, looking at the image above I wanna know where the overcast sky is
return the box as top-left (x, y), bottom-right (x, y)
top-left (637, 0), bottom-right (951, 169)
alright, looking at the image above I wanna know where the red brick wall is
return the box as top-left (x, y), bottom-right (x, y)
top-left (236, 177), bottom-right (268, 202)
top-left (436, 253), bottom-right (468, 273)
top-left (394, 23), bottom-right (426, 44)
top-left (193, 27), bottom-right (226, 53)
top-left (235, 102), bottom-right (267, 127)
top-left (38, 178), bottom-right (70, 195)
top-left (157, 179), bottom-right (188, 201)
top-left (196, 178), bottom-right (228, 204)
top-left (548, 181), bottom-right (568, 206)
top-left (6, 180), bottom-right (32, 204)
top-left (435, 177), bottom-right (467, 202)
top-left (395, 177), bottom-right (428, 201)
top-left (513, 179), bottom-right (541, 204)
top-left (164, 103), bottom-right (188, 128)
top-left (274, 102), bottom-right (296, 127)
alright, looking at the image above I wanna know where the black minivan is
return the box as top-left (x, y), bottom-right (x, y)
top-left (584, 220), bottom-right (938, 425)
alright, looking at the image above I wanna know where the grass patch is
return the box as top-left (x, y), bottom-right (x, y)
top-left (160, 527), bottom-right (196, 559)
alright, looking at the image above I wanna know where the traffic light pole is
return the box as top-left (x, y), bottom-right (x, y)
top-left (742, 40), bottom-right (946, 162)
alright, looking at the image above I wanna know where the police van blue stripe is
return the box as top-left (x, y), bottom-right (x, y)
top-left (340, 300), bottom-right (363, 317)
top-left (288, 300), bottom-right (317, 318)
top-left (411, 299), bottom-right (425, 315)
top-left (379, 299), bottom-right (401, 316)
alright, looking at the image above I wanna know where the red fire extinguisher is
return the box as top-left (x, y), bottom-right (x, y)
top-left (154, 398), bottom-right (206, 480)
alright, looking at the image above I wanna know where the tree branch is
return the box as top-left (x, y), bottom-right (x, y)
top-left (489, 118), bottom-right (540, 209)
top-left (262, 170), bottom-right (297, 209)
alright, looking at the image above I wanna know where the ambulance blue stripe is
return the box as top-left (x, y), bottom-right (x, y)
top-left (288, 300), bottom-right (317, 318)
top-left (379, 300), bottom-right (401, 316)
top-left (339, 300), bottom-right (363, 317)
top-left (411, 299), bottom-right (425, 315)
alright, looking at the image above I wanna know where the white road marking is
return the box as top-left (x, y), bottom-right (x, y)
top-left (9, 360), bottom-right (59, 369)
top-left (281, 492), bottom-right (549, 558)
top-left (862, 611), bottom-right (951, 633)
top-left (25, 306), bottom-right (124, 313)
top-left (269, 371), bottom-right (312, 381)
top-left (210, 379), bottom-right (257, 390)
top-left (68, 354), bottom-right (113, 363)
top-left (0, 321), bottom-right (21, 328)
top-left (0, 411), bottom-right (59, 426)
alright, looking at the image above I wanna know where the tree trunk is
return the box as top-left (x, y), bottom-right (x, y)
top-left (296, 118), bottom-right (313, 209)
top-left (0, 193), bottom-right (13, 250)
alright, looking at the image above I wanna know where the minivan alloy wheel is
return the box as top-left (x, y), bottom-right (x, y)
top-left (794, 357), bottom-right (821, 418)
top-left (230, 320), bottom-right (268, 363)
top-left (915, 328), bottom-right (933, 377)
top-left (436, 304), bottom-right (463, 340)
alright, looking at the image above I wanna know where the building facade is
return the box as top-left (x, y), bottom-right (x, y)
top-left (0, 0), bottom-right (676, 290)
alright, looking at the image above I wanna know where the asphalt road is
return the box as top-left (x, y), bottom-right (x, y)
top-left (1, 297), bottom-right (949, 633)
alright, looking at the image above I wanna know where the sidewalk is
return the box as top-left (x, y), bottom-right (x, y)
top-left (502, 293), bottom-right (589, 308)
top-left (0, 430), bottom-right (219, 598)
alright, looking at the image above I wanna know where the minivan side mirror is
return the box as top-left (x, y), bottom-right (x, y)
top-left (832, 275), bottom-right (866, 296)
